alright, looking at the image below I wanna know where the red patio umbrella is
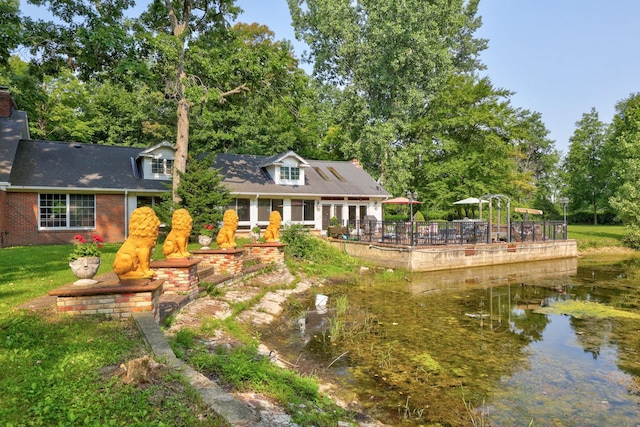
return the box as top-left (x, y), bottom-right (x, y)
top-left (381, 196), bottom-right (422, 205)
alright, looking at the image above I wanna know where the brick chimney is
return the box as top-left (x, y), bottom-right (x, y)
top-left (0, 86), bottom-right (17, 118)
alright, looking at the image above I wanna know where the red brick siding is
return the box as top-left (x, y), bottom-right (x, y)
top-left (4, 192), bottom-right (126, 247)
top-left (0, 190), bottom-right (7, 246)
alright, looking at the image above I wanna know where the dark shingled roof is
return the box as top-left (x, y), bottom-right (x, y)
top-left (213, 153), bottom-right (389, 198)
top-left (9, 139), bottom-right (167, 191)
top-left (0, 110), bottom-right (28, 183)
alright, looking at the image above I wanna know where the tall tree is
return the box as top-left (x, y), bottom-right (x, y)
top-left (409, 74), bottom-right (517, 216)
top-left (563, 108), bottom-right (608, 224)
top-left (605, 93), bottom-right (640, 227)
top-left (139, 0), bottom-right (251, 202)
top-left (21, 0), bottom-right (141, 82)
top-left (186, 22), bottom-right (323, 158)
top-left (287, 0), bottom-right (487, 187)
top-left (510, 109), bottom-right (559, 206)
top-left (0, 0), bottom-right (22, 67)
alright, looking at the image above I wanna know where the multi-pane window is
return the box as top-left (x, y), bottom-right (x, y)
top-left (227, 199), bottom-right (250, 221)
top-left (258, 199), bottom-right (283, 221)
top-left (291, 199), bottom-right (315, 221)
top-left (279, 166), bottom-right (300, 181)
top-left (39, 194), bottom-right (95, 229)
top-left (151, 158), bottom-right (173, 175)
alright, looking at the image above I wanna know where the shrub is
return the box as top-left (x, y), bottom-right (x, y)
top-left (622, 225), bottom-right (640, 249)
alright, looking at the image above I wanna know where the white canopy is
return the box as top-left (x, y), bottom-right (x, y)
top-left (453, 197), bottom-right (489, 205)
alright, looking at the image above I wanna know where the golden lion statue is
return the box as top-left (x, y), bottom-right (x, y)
top-left (216, 209), bottom-right (238, 248)
top-left (113, 207), bottom-right (161, 280)
top-left (264, 210), bottom-right (282, 242)
top-left (162, 208), bottom-right (192, 259)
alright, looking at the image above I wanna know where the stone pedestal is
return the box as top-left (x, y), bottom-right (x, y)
top-left (49, 280), bottom-right (164, 322)
top-left (191, 248), bottom-right (244, 275)
top-left (243, 242), bottom-right (286, 265)
top-left (150, 258), bottom-right (201, 298)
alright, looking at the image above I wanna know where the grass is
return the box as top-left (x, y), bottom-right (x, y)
top-left (0, 243), bottom-right (225, 426)
top-left (567, 224), bottom-right (626, 250)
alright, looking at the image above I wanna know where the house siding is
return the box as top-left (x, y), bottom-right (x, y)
top-left (3, 192), bottom-right (126, 247)
top-left (0, 190), bottom-right (7, 246)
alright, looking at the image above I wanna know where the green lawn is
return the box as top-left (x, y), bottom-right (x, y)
top-left (568, 224), bottom-right (626, 250)
top-left (0, 243), bottom-right (225, 426)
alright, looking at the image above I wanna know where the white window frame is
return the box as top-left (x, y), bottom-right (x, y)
top-left (39, 194), bottom-right (96, 230)
top-left (151, 158), bottom-right (173, 176)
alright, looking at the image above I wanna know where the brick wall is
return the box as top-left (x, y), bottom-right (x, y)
top-left (193, 249), bottom-right (244, 275)
top-left (55, 287), bottom-right (163, 321)
top-left (151, 259), bottom-right (200, 297)
top-left (246, 243), bottom-right (286, 265)
top-left (4, 192), bottom-right (126, 246)
top-left (0, 190), bottom-right (6, 247)
top-left (0, 89), bottom-right (15, 117)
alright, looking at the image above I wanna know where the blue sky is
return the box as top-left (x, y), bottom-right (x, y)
top-left (21, 0), bottom-right (640, 155)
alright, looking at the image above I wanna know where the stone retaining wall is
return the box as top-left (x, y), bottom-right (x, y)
top-left (328, 240), bottom-right (578, 272)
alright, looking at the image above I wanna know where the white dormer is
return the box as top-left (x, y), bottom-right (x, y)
top-left (137, 141), bottom-right (175, 180)
top-left (260, 151), bottom-right (310, 186)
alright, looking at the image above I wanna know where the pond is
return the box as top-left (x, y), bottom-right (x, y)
top-left (259, 255), bottom-right (640, 426)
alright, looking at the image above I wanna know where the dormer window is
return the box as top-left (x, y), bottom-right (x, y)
top-left (280, 166), bottom-right (300, 181)
top-left (152, 158), bottom-right (173, 176)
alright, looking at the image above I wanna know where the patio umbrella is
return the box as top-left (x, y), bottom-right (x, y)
top-left (453, 197), bottom-right (487, 219)
top-left (382, 197), bottom-right (422, 221)
top-left (382, 196), bottom-right (422, 205)
top-left (452, 197), bottom-right (488, 205)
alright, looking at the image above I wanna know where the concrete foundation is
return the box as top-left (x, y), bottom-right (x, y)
top-left (329, 240), bottom-right (578, 272)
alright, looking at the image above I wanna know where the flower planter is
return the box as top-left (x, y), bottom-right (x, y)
top-left (507, 244), bottom-right (517, 253)
top-left (69, 256), bottom-right (101, 285)
top-left (198, 234), bottom-right (213, 249)
top-left (464, 248), bottom-right (476, 256)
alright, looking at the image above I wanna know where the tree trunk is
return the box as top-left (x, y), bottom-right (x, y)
top-left (173, 94), bottom-right (189, 203)
top-left (593, 200), bottom-right (598, 225)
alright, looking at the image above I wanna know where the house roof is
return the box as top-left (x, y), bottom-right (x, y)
top-left (8, 139), bottom-right (168, 192)
top-left (0, 110), bottom-right (29, 184)
top-left (212, 153), bottom-right (390, 198)
top-left (259, 150), bottom-right (310, 168)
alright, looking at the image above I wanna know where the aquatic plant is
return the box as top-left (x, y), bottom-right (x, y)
top-left (535, 300), bottom-right (640, 319)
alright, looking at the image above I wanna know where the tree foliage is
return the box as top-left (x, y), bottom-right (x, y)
top-left (172, 153), bottom-right (230, 233)
top-left (288, 0), bottom-right (488, 187)
top-left (0, 0), bottom-right (22, 67)
top-left (563, 108), bottom-right (608, 224)
top-left (606, 93), bottom-right (640, 228)
top-left (5, 0), bottom-right (570, 223)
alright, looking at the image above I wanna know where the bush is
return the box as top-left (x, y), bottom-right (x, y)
top-left (622, 225), bottom-right (640, 249)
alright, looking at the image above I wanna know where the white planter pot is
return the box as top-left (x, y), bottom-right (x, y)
top-left (198, 235), bottom-right (213, 249)
top-left (69, 256), bottom-right (101, 285)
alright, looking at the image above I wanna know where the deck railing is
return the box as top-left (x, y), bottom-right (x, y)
top-left (332, 220), bottom-right (567, 246)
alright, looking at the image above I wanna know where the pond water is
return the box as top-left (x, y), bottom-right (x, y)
top-left (260, 256), bottom-right (640, 426)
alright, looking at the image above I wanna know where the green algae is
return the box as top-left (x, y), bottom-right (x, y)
top-left (535, 300), bottom-right (640, 319)
top-left (411, 352), bottom-right (442, 373)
